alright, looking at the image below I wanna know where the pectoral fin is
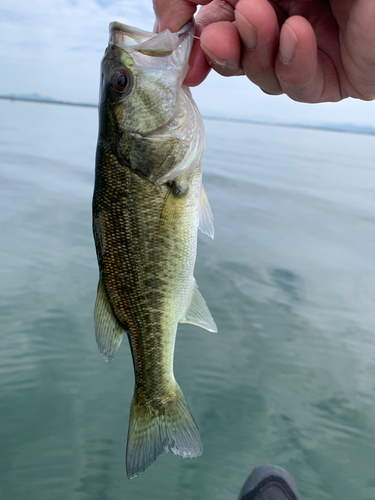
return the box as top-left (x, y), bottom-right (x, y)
top-left (179, 279), bottom-right (217, 332)
top-left (94, 279), bottom-right (126, 364)
top-left (198, 185), bottom-right (214, 239)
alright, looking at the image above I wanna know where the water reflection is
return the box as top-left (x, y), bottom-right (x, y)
top-left (1, 100), bottom-right (375, 500)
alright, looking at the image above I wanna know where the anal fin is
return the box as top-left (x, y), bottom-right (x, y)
top-left (94, 279), bottom-right (126, 364)
top-left (179, 279), bottom-right (217, 332)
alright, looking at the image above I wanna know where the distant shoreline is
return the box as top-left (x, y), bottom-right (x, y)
top-left (0, 95), bottom-right (97, 109)
top-left (1, 94), bottom-right (374, 136)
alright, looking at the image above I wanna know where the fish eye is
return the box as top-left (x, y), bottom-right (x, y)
top-left (109, 71), bottom-right (131, 94)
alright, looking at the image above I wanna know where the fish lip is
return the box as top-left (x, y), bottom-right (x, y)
top-left (109, 19), bottom-right (194, 39)
top-left (108, 19), bottom-right (195, 50)
top-left (109, 21), bottom-right (154, 40)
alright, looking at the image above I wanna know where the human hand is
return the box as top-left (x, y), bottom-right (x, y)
top-left (153, 0), bottom-right (375, 103)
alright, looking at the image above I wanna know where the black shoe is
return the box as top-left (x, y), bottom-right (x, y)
top-left (238, 465), bottom-right (301, 500)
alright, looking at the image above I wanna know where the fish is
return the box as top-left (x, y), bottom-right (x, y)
top-left (92, 19), bottom-right (217, 479)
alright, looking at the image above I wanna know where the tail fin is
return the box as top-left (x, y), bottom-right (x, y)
top-left (126, 384), bottom-right (202, 479)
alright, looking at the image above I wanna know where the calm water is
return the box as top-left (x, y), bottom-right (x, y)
top-left (2, 99), bottom-right (375, 500)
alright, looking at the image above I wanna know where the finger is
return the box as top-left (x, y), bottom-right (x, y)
top-left (235, 0), bottom-right (283, 95)
top-left (183, 24), bottom-right (212, 87)
top-left (153, 0), bottom-right (212, 33)
top-left (275, 16), bottom-right (340, 103)
top-left (338, 0), bottom-right (375, 100)
top-left (153, 0), bottom-right (213, 86)
top-left (154, 0), bottom-right (240, 86)
top-left (200, 21), bottom-right (243, 77)
top-left (184, 0), bottom-right (239, 85)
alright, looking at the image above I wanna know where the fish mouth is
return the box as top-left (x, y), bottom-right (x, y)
top-left (108, 20), bottom-right (194, 56)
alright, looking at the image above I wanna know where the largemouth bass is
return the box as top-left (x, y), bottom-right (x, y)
top-left (92, 20), bottom-right (216, 479)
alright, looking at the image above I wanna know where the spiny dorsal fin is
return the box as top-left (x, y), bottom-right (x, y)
top-left (179, 279), bottom-right (217, 332)
top-left (94, 279), bottom-right (126, 364)
top-left (198, 184), bottom-right (214, 239)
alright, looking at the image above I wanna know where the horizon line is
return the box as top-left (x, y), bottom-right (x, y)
top-left (1, 94), bottom-right (374, 136)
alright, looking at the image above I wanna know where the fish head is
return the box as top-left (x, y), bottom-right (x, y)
top-left (98, 20), bottom-right (205, 184)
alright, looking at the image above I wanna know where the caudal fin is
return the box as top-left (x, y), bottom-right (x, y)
top-left (126, 384), bottom-right (202, 479)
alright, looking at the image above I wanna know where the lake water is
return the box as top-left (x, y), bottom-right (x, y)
top-left (1, 99), bottom-right (375, 500)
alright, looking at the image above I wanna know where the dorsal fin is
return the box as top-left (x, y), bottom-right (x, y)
top-left (198, 184), bottom-right (214, 239)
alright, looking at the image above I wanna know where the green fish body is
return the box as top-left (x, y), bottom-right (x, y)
top-left (92, 20), bottom-right (216, 479)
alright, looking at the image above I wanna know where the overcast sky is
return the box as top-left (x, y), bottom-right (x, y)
top-left (1, 0), bottom-right (375, 127)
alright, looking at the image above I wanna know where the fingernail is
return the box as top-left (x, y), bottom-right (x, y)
top-left (200, 43), bottom-right (228, 68)
top-left (279, 24), bottom-right (298, 64)
top-left (234, 11), bottom-right (257, 50)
